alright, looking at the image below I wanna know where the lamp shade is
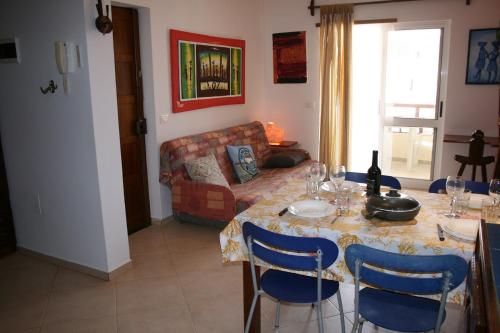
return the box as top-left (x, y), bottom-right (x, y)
top-left (265, 122), bottom-right (285, 144)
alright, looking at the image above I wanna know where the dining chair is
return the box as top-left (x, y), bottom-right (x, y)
top-left (346, 171), bottom-right (402, 190)
top-left (428, 178), bottom-right (489, 195)
top-left (345, 244), bottom-right (467, 333)
top-left (242, 222), bottom-right (345, 333)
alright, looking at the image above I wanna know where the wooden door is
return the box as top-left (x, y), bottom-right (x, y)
top-left (0, 136), bottom-right (16, 257)
top-left (112, 6), bottom-right (151, 234)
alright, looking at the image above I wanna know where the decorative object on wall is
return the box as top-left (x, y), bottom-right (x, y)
top-left (40, 80), bottom-right (58, 95)
top-left (170, 29), bottom-right (245, 113)
top-left (95, 0), bottom-right (113, 35)
top-left (273, 31), bottom-right (307, 83)
top-left (265, 122), bottom-right (285, 144)
top-left (466, 28), bottom-right (500, 85)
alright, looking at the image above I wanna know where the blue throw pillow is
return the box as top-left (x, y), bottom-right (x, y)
top-left (226, 145), bottom-right (260, 183)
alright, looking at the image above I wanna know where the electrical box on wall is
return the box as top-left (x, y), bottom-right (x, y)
top-left (0, 37), bottom-right (21, 63)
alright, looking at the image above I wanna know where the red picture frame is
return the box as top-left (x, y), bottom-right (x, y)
top-left (170, 29), bottom-right (245, 113)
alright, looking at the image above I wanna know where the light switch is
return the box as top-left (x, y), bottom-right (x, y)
top-left (160, 114), bottom-right (169, 124)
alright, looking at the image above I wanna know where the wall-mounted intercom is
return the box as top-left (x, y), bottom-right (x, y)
top-left (55, 41), bottom-right (80, 94)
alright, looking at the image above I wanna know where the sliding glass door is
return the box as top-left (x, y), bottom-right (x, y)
top-left (350, 21), bottom-right (449, 188)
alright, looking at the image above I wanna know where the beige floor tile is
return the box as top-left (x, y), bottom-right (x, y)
top-left (272, 314), bottom-right (352, 333)
top-left (260, 296), bottom-right (340, 327)
top-left (116, 276), bottom-right (185, 315)
top-left (52, 267), bottom-right (110, 292)
top-left (40, 316), bottom-right (116, 333)
top-left (169, 246), bottom-right (226, 274)
top-left (0, 255), bottom-right (57, 298)
top-left (0, 291), bottom-right (49, 333)
top-left (117, 306), bottom-right (194, 333)
top-left (128, 236), bottom-right (167, 257)
top-left (189, 293), bottom-right (243, 333)
top-left (114, 253), bottom-right (176, 282)
top-left (179, 265), bottom-right (241, 300)
top-left (44, 284), bottom-right (116, 324)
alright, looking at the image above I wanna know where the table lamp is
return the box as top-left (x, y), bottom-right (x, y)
top-left (265, 122), bottom-right (285, 144)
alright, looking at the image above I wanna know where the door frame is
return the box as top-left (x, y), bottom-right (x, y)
top-left (379, 20), bottom-right (451, 190)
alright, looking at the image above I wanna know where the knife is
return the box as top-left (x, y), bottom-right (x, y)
top-left (437, 223), bottom-right (445, 241)
top-left (278, 207), bottom-right (288, 216)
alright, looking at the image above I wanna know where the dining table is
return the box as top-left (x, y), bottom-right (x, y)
top-left (219, 179), bottom-right (481, 333)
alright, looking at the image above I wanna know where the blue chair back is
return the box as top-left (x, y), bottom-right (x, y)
top-left (242, 222), bottom-right (338, 271)
top-left (346, 172), bottom-right (402, 190)
top-left (428, 178), bottom-right (489, 194)
top-left (345, 244), bottom-right (467, 295)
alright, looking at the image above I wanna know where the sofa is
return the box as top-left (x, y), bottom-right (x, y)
top-left (160, 121), bottom-right (313, 224)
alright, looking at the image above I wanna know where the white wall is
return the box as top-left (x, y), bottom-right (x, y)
top-left (262, 0), bottom-right (500, 180)
top-left (113, 0), bottom-right (266, 219)
top-left (0, 0), bottom-right (129, 272)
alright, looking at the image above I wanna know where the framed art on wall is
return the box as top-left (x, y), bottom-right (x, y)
top-left (465, 28), bottom-right (500, 85)
top-left (170, 29), bottom-right (245, 113)
top-left (273, 31), bottom-right (307, 83)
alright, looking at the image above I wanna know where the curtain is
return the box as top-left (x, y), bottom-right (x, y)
top-left (319, 5), bottom-right (353, 170)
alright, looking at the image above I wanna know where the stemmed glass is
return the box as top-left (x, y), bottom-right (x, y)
top-left (445, 176), bottom-right (465, 218)
top-left (330, 165), bottom-right (346, 203)
top-left (309, 162), bottom-right (326, 200)
top-left (489, 179), bottom-right (500, 204)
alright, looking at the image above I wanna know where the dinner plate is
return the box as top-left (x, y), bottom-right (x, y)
top-left (442, 219), bottom-right (479, 242)
top-left (469, 193), bottom-right (489, 209)
top-left (321, 181), bottom-right (362, 193)
top-left (288, 200), bottom-right (336, 218)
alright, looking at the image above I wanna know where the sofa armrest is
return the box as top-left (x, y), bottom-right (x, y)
top-left (269, 147), bottom-right (311, 160)
top-left (171, 179), bottom-right (237, 222)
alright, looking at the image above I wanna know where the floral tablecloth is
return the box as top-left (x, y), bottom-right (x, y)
top-left (220, 179), bottom-right (480, 305)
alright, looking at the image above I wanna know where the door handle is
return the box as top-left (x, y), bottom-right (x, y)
top-left (439, 101), bottom-right (443, 118)
top-left (135, 118), bottom-right (147, 135)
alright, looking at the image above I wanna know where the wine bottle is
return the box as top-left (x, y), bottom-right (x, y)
top-left (366, 150), bottom-right (381, 196)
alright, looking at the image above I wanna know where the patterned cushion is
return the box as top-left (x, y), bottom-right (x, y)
top-left (160, 121), bottom-right (272, 187)
top-left (226, 145), bottom-right (260, 183)
top-left (231, 159), bottom-right (314, 213)
top-left (184, 154), bottom-right (230, 188)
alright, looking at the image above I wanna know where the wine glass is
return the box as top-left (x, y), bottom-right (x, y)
top-left (489, 179), bottom-right (500, 204)
top-left (445, 176), bottom-right (465, 218)
top-left (330, 165), bottom-right (346, 203)
top-left (309, 162), bottom-right (326, 200)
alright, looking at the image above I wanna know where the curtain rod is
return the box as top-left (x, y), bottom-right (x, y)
top-left (308, 0), bottom-right (470, 16)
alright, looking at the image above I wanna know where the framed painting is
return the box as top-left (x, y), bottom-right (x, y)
top-left (170, 29), bottom-right (245, 113)
top-left (273, 31), bottom-right (307, 84)
top-left (465, 28), bottom-right (500, 85)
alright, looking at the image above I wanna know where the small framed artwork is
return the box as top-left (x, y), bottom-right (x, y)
top-left (273, 31), bottom-right (307, 83)
top-left (465, 28), bottom-right (500, 85)
top-left (170, 29), bottom-right (245, 113)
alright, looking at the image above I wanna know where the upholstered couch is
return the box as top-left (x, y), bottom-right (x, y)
top-left (159, 121), bottom-right (313, 224)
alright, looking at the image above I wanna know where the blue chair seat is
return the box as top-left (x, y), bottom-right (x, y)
top-left (359, 287), bottom-right (446, 332)
top-left (261, 269), bottom-right (339, 303)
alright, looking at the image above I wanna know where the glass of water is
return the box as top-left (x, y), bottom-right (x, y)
top-left (445, 176), bottom-right (465, 218)
top-left (489, 179), bottom-right (500, 204)
top-left (482, 198), bottom-right (498, 223)
top-left (336, 185), bottom-right (351, 216)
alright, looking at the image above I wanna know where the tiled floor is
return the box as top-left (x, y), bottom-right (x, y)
top-left (0, 219), bottom-right (465, 332)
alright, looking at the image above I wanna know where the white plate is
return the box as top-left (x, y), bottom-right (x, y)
top-left (320, 181), bottom-right (362, 193)
top-left (469, 194), bottom-right (489, 209)
top-left (442, 219), bottom-right (479, 242)
top-left (288, 200), bottom-right (336, 218)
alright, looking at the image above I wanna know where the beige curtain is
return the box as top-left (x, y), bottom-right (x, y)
top-left (319, 5), bottom-right (353, 170)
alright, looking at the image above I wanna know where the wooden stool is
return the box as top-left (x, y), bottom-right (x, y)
top-left (455, 130), bottom-right (495, 182)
